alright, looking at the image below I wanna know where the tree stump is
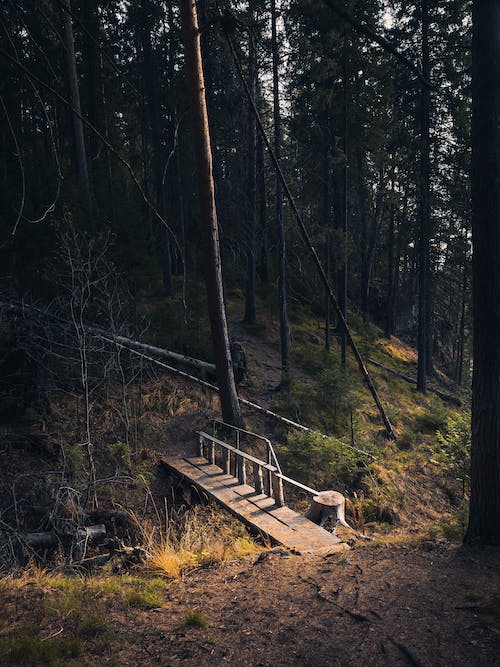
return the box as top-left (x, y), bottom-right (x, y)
top-left (305, 490), bottom-right (350, 528)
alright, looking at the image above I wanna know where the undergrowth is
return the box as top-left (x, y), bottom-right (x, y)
top-left (282, 430), bottom-right (371, 489)
top-left (140, 504), bottom-right (261, 579)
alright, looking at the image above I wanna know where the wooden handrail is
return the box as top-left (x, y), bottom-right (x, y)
top-left (196, 432), bottom-right (278, 472)
top-left (205, 419), bottom-right (283, 474)
top-left (275, 473), bottom-right (319, 497)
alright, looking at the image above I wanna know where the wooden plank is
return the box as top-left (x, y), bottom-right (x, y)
top-left (164, 458), bottom-right (291, 539)
top-left (184, 458), bottom-right (338, 542)
top-left (181, 459), bottom-right (332, 547)
top-left (161, 456), bottom-right (347, 554)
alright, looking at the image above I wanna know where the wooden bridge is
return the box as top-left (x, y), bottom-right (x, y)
top-left (162, 421), bottom-right (348, 555)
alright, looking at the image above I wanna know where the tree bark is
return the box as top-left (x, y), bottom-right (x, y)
top-left (61, 0), bottom-right (89, 190)
top-left (138, 0), bottom-right (172, 298)
top-left (339, 34), bottom-right (349, 369)
top-left (180, 0), bottom-right (243, 428)
top-left (417, 0), bottom-right (432, 391)
top-left (244, 1), bottom-right (257, 325)
top-left (465, 0), bottom-right (500, 546)
top-left (271, 0), bottom-right (291, 377)
top-left (257, 109), bottom-right (269, 284)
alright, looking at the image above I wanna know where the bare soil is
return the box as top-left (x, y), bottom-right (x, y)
top-left (5, 541), bottom-right (498, 666)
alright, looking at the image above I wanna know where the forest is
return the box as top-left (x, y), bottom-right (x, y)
top-left (0, 0), bottom-right (499, 665)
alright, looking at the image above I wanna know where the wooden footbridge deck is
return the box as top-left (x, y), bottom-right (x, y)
top-left (162, 421), bottom-right (347, 555)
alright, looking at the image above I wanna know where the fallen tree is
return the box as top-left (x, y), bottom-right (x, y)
top-left (1, 297), bottom-right (375, 456)
top-left (367, 358), bottom-right (461, 406)
top-left (0, 298), bottom-right (216, 375)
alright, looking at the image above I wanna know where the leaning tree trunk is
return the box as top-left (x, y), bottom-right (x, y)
top-left (271, 0), bottom-right (291, 377)
top-left (180, 0), bottom-right (243, 428)
top-left (464, 0), bottom-right (500, 546)
top-left (61, 0), bottom-right (89, 191)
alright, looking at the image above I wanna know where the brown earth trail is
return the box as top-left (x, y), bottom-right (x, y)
top-left (38, 542), bottom-right (500, 666)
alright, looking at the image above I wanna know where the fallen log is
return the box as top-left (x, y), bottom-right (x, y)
top-left (92, 328), bottom-right (216, 375)
top-left (0, 297), bottom-right (216, 375)
top-left (367, 358), bottom-right (461, 406)
top-left (0, 297), bottom-right (374, 458)
top-left (23, 532), bottom-right (58, 549)
top-left (110, 340), bottom-right (376, 460)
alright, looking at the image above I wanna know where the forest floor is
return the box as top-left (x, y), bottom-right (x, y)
top-left (1, 541), bottom-right (499, 666)
top-left (1, 293), bottom-right (497, 666)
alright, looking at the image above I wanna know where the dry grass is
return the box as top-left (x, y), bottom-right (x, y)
top-left (136, 504), bottom-right (261, 579)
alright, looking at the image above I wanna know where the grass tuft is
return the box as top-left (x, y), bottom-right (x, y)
top-left (0, 624), bottom-right (81, 666)
top-left (183, 609), bottom-right (209, 628)
top-left (138, 505), bottom-right (260, 580)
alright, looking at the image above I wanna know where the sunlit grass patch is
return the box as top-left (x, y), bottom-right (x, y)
top-left (125, 588), bottom-right (164, 609)
top-left (140, 505), bottom-right (261, 580)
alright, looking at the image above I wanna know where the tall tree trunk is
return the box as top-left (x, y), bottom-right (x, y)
top-left (257, 108), bottom-right (269, 284)
top-left (271, 0), bottom-right (290, 376)
top-left (61, 0), bottom-right (89, 191)
top-left (362, 167), bottom-right (385, 320)
top-left (81, 0), bottom-right (103, 159)
top-left (167, 0), bottom-right (185, 276)
top-left (456, 259), bottom-right (466, 385)
top-left (465, 0), bottom-right (500, 546)
top-left (385, 182), bottom-right (395, 339)
top-left (417, 0), bottom-right (431, 391)
top-left (180, 0), bottom-right (243, 428)
top-left (339, 34), bottom-right (348, 369)
top-left (244, 2), bottom-right (257, 324)
top-left (323, 140), bottom-right (332, 352)
top-left (138, 0), bottom-right (172, 298)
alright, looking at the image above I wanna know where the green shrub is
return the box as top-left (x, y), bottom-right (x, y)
top-left (433, 410), bottom-right (471, 497)
top-left (414, 399), bottom-right (449, 433)
top-left (107, 440), bottom-right (131, 466)
top-left (61, 443), bottom-right (85, 477)
top-left (431, 500), bottom-right (469, 541)
top-left (282, 430), bottom-right (367, 488)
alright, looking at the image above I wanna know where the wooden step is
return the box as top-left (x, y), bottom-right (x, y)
top-left (161, 456), bottom-right (348, 555)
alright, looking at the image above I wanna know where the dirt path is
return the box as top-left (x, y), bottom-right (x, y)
top-left (228, 314), bottom-right (283, 399)
top-left (86, 543), bottom-right (500, 665)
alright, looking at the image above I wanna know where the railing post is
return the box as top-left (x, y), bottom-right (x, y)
top-left (237, 455), bottom-right (247, 485)
top-left (198, 434), bottom-right (204, 458)
top-left (272, 474), bottom-right (285, 506)
top-left (210, 440), bottom-right (215, 465)
top-left (253, 463), bottom-right (264, 494)
top-left (223, 447), bottom-right (231, 475)
top-left (266, 449), bottom-right (273, 497)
